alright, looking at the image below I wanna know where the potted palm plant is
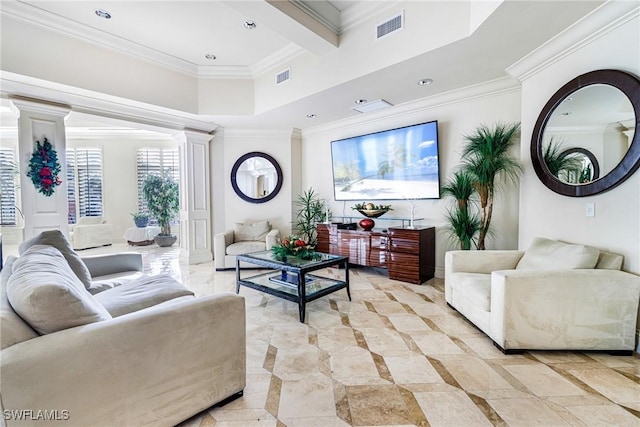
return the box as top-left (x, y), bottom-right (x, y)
top-left (142, 174), bottom-right (179, 247)
top-left (441, 169), bottom-right (480, 250)
top-left (459, 122), bottom-right (522, 250)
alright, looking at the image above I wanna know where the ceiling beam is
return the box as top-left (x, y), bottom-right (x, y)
top-left (223, 0), bottom-right (338, 55)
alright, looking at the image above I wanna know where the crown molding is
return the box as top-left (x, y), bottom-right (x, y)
top-left (222, 128), bottom-right (298, 139)
top-left (1, 1), bottom-right (305, 81)
top-left (250, 43), bottom-right (307, 77)
top-left (302, 76), bottom-right (520, 137)
top-left (291, 0), bottom-right (340, 34)
top-left (339, 0), bottom-right (400, 34)
top-left (1, 1), bottom-right (199, 77)
top-left (506, 2), bottom-right (640, 82)
top-left (198, 66), bottom-right (253, 79)
top-left (1, 71), bottom-right (218, 134)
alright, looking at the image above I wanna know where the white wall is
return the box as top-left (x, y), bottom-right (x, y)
top-left (212, 129), bottom-right (301, 236)
top-left (301, 80), bottom-right (522, 277)
top-left (517, 13), bottom-right (640, 275)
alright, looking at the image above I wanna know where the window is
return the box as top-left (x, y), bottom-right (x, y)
top-left (0, 147), bottom-right (17, 226)
top-left (67, 147), bottom-right (104, 224)
top-left (136, 147), bottom-right (179, 218)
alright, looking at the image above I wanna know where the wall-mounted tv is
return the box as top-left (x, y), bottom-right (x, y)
top-left (331, 120), bottom-right (440, 201)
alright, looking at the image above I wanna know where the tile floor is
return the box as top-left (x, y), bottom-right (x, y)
top-left (23, 243), bottom-right (640, 426)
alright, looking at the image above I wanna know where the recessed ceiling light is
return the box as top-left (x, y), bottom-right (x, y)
top-left (94, 9), bottom-right (111, 19)
top-left (418, 78), bottom-right (433, 86)
top-left (205, 54), bottom-right (217, 60)
top-left (354, 99), bottom-right (368, 105)
top-left (244, 21), bottom-right (257, 30)
top-left (306, 114), bottom-right (317, 119)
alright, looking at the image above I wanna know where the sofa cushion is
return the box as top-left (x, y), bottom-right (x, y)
top-left (1, 256), bottom-right (39, 349)
top-left (7, 245), bottom-right (112, 335)
top-left (516, 237), bottom-right (600, 271)
top-left (450, 273), bottom-right (492, 311)
top-left (87, 271), bottom-right (145, 295)
top-left (94, 274), bottom-right (195, 317)
top-left (594, 250), bottom-right (624, 270)
top-left (234, 221), bottom-right (270, 242)
top-left (226, 241), bottom-right (266, 256)
top-left (19, 230), bottom-right (93, 289)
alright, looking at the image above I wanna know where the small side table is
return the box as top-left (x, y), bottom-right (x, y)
top-left (123, 226), bottom-right (162, 246)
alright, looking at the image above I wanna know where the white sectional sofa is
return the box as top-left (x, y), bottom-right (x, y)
top-left (1, 231), bottom-right (246, 426)
top-left (445, 237), bottom-right (640, 354)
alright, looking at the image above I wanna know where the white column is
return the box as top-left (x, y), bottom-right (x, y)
top-left (174, 129), bottom-right (214, 264)
top-left (11, 98), bottom-right (71, 241)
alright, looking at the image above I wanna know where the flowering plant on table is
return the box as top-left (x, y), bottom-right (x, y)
top-left (271, 235), bottom-right (315, 259)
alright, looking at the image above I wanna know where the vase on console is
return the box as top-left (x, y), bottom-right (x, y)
top-left (359, 218), bottom-right (375, 231)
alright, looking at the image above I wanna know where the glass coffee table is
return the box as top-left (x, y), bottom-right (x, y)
top-left (235, 250), bottom-right (350, 323)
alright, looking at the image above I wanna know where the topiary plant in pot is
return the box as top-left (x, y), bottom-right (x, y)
top-left (142, 174), bottom-right (179, 247)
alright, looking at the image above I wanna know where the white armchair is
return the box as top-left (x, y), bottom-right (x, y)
top-left (70, 216), bottom-right (113, 250)
top-left (214, 220), bottom-right (280, 270)
top-left (445, 237), bottom-right (640, 354)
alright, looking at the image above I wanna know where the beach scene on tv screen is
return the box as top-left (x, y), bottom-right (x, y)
top-left (332, 122), bottom-right (440, 200)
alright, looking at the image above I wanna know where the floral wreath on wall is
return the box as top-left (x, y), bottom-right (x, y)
top-left (26, 137), bottom-right (62, 197)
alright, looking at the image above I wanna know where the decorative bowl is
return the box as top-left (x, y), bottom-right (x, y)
top-left (357, 209), bottom-right (389, 218)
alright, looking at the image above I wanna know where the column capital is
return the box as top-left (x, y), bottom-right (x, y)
top-left (10, 96), bottom-right (71, 118)
top-left (173, 128), bottom-right (215, 145)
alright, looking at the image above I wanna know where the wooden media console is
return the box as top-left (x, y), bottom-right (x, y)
top-left (316, 223), bottom-right (435, 284)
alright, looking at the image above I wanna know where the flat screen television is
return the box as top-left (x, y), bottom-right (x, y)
top-left (331, 120), bottom-right (440, 201)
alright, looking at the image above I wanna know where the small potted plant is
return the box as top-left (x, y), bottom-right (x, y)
top-left (142, 174), bottom-right (179, 247)
top-left (131, 212), bottom-right (150, 228)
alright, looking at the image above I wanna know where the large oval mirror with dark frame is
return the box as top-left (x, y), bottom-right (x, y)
top-left (531, 69), bottom-right (640, 197)
top-left (231, 151), bottom-right (283, 203)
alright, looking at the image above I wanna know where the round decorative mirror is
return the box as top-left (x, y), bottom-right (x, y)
top-left (231, 151), bottom-right (283, 203)
top-left (553, 147), bottom-right (600, 184)
top-left (531, 69), bottom-right (640, 197)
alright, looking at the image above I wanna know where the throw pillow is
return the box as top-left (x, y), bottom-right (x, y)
top-left (234, 220), bottom-right (271, 242)
top-left (19, 230), bottom-right (93, 289)
top-left (7, 245), bottom-right (112, 335)
top-left (516, 237), bottom-right (600, 271)
top-left (595, 250), bottom-right (624, 270)
top-left (94, 274), bottom-right (194, 317)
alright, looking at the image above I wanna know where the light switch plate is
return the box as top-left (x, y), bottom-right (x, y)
top-left (585, 203), bottom-right (595, 217)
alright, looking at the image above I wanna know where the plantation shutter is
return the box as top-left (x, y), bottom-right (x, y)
top-left (0, 148), bottom-right (17, 226)
top-left (136, 148), bottom-right (179, 221)
top-left (77, 148), bottom-right (103, 217)
top-left (67, 147), bottom-right (103, 224)
top-left (66, 148), bottom-right (77, 223)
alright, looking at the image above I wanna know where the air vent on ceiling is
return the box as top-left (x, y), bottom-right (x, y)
top-left (376, 11), bottom-right (404, 39)
top-left (276, 68), bottom-right (291, 85)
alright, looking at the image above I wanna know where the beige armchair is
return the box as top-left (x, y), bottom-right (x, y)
top-left (445, 237), bottom-right (640, 354)
top-left (70, 216), bottom-right (114, 250)
top-left (214, 221), bottom-right (280, 270)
